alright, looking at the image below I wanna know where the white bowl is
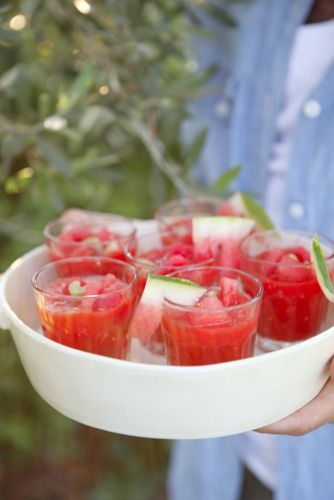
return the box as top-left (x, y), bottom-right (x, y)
top-left (1, 240), bottom-right (334, 439)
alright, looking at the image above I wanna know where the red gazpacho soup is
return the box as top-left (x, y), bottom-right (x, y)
top-left (125, 234), bottom-right (217, 354)
top-left (160, 269), bottom-right (262, 366)
top-left (240, 240), bottom-right (332, 345)
top-left (44, 219), bottom-right (136, 262)
top-left (126, 233), bottom-right (217, 298)
top-left (33, 258), bottom-right (137, 359)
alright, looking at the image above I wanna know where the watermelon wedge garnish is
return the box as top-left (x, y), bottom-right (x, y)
top-left (192, 216), bottom-right (255, 267)
top-left (128, 274), bottom-right (206, 342)
top-left (218, 192), bottom-right (275, 230)
top-left (311, 234), bottom-right (334, 301)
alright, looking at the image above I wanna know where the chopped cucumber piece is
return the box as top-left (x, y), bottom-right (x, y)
top-left (69, 280), bottom-right (85, 297)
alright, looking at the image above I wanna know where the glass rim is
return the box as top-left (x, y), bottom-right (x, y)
top-left (124, 229), bottom-right (217, 270)
top-left (155, 195), bottom-right (222, 221)
top-left (32, 256), bottom-right (138, 299)
top-left (43, 215), bottom-right (136, 244)
top-left (163, 265), bottom-right (263, 311)
top-left (239, 229), bottom-right (334, 268)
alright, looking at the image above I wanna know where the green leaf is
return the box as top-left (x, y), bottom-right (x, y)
top-left (311, 234), bottom-right (334, 301)
top-left (0, 5), bottom-right (11, 17)
top-left (37, 92), bottom-right (52, 120)
top-left (209, 165), bottom-right (241, 192)
top-left (184, 128), bottom-right (207, 169)
top-left (57, 64), bottom-right (95, 113)
top-left (0, 65), bottom-right (22, 90)
top-left (0, 27), bottom-right (21, 46)
top-left (37, 137), bottom-right (72, 176)
top-left (1, 133), bottom-right (28, 181)
top-left (73, 153), bottom-right (119, 173)
top-left (4, 167), bottom-right (33, 195)
top-left (167, 64), bottom-right (217, 96)
top-left (240, 192), bottom-right (275, 230)
top-left (79, 105), bottom-right (115, 134)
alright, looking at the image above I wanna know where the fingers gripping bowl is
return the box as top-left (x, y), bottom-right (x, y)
top-left (1, 220), bottom-right (334, 439)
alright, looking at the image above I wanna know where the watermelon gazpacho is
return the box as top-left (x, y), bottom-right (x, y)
top-left (155, 196), bottom-right (222, 246)
top-left (44, 216), bottom-right (136, 262)
top-left (125, 230), bottom-right (218, 299)
top-left (240, 230), bottom-right (334, 350)
top-left (128, 273), bottom-right (207, 354)
top-left (129, 268), bottom-right (263, 366)
top-left (32, 257), bottom-right (138, 359)
top-left (155, 193), bottom-right (273, 246)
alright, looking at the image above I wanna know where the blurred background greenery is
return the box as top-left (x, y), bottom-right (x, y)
top-left (0, 0), bottom-right (238, 498)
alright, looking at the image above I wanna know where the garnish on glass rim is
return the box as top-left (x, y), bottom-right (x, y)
top-left (311, 234), bottom-right (334, 301)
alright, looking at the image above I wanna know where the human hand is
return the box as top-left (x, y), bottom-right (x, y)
top-left (257, 357), bottom-right (334, 435)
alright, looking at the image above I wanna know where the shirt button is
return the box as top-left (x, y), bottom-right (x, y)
top-left (303, 99), bottom-right (321, 118)
top-left (288, 202), bottom-right (305, 220)
top-left (215, 99), bottom-right (230, 118)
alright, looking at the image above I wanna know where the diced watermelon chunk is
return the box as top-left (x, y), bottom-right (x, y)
top-left (93, 292), bottom-right (123, 311)
top-left (219, 277), bottom-right (240, 306)
top-left (167, 243), bottom-right (194, 259)
top-left (197, 295), bottom-right (223, 309)
top-left (84, 281), bottom-right (103, 295)
top-left (288, 245), bottom-right (310, 263)
top-left (96, 227), bottom-right (112, 242)
top-left (163, 254), bottom-right (191, 268)
top-left (259, 248), bottom-right (286, 263)
top-left (258, 246), bottom-right (312, 282)
top-left (63, 226), bottom-right (92, 242)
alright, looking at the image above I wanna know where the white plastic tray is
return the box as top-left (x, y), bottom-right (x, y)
top-left (1, 222), bottom-right (334, 439)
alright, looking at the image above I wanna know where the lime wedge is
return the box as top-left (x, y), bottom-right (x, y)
top-left (311, 234), bottom-right (334, 301)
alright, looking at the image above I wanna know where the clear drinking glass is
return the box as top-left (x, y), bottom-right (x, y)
top-left (125, 231), bottom-right (218, 354)
top-left (32, 257), bottom-right (138, 359)
top-left (44, 215), bottom-right (136, 262)
top-left (125, 229), bottom-right (218, 297)
top-left (239, 230), bottom-right (334, 351)
top-left (161, 266), bottom-right (263, 366)
top-left (155, 196), bottom-right (224, 245)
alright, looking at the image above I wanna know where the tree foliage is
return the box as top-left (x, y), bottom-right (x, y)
top-left (0, 1), bottom-right (218, 497)
top-left (0, 0), bottom-right (221, 267)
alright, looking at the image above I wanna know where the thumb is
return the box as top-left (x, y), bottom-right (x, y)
top-left (257, 356), bottom-right (334, 436)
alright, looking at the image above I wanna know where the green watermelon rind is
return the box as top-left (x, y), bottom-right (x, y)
top-left (142, 273), bottom-right (206, 306)
top-left (311, 234), bottom-right (334, 302)
top-left (148, 273), bottom-right (204, 289)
